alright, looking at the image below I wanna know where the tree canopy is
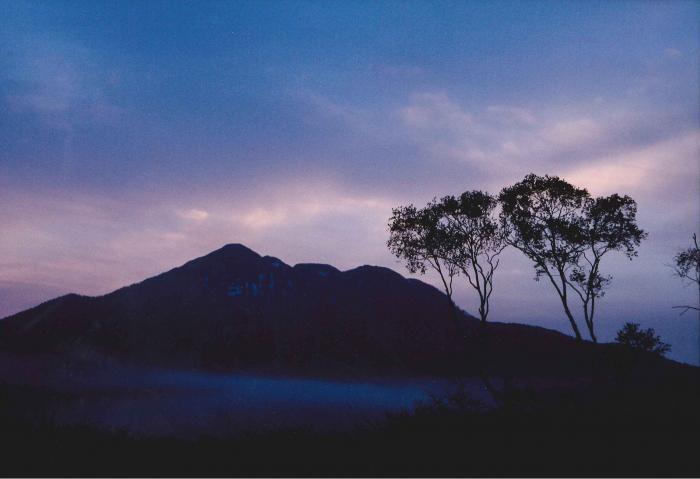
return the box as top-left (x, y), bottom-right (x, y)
top-left (570, 193), bottom-right (647, 342)
top-left (387, 202), bottom-right (459, 304)
top-left (499, 174), bottom-right (591, 340)
top-left (439, 191), bottom-right (506, 323)
top-left (389, 173), bottom-right (647, 344)
top-left (499, 174), bottom-right (646, 342)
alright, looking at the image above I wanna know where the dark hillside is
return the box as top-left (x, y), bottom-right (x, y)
top-left (0, 244), bottom-right (693, 380)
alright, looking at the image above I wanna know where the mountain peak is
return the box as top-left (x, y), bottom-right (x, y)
top-left (220, 243), bottom-right (257, 253)
top-left (174, 243), bottom-right (262, 273)
top-left (207, 243), bottom-right (261, 259)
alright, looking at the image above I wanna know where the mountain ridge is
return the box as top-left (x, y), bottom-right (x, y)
top-left (1, 243), bottom-right (688, 379)
top-left (0, 244), bottom-right (474, 375)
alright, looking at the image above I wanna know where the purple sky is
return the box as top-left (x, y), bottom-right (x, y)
top-left (1, 1), bottom-right (698, 364)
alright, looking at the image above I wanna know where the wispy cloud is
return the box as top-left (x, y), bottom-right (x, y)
top-left (391, 91), bottom-right (697, 184)
top-left (2, 33), bottom-right (123, 130)
top-left (486, 105), bottom-right (536, 125)
top-left (665, 47), bottom-right (682, 59)
top-left (399, 92), bottom-right (473, 133)
top-left (299, 91), bottom-right (374, 132)
top-left (0, 180), bottom-right (395, 302)
top-left (564, 130), bottom-right (699, 196)
top-left (177, 209), bottom-right (210, 221)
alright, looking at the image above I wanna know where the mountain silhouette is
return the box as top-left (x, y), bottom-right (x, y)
top-left (0, 243), bottom-right (619, 377)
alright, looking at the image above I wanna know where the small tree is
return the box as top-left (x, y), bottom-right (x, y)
top-left (499, 174), bottom-right (589, 340)
top-left (671, 233), bottom-right (700, 316)
top-left (439, 191), bottom-right (506, 323)
top-left (615, 322), bottom-right (670, 356)
top-left (387, 202), bottom-right (459, 308)
top-left (568, 194), bottom-right (647, 342)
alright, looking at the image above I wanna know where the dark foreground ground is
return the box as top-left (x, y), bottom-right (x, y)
top-left (1, 360), bottom-right (699, 478)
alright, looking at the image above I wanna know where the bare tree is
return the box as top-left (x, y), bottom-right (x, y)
top-left (671, 233), bottom-right (700, 316)
top-left (439, 191), bottom-right (506, 324)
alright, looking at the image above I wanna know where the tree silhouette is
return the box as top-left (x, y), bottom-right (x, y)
top-left (568, 194), bottom-right (647, 342)
top-left (615, 322), bottom-right (670, 356)
top-left (388, 203), bottom-right (459, 308)
top-left (438, 191), bottom-right (507, 400)
top-left (499, 174), bottom-right (646, 342)
top-left (499, 174), bottom-right (589, 340)
top-left (671, 233), bottom-right (700, 316)
top-left (438, 191), bottom-right (506, 323)
top-left (389, 194), bottom-right (506, 401)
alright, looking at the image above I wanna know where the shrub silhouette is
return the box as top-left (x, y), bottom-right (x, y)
top-left (615, 322), bottom-right (670, 356)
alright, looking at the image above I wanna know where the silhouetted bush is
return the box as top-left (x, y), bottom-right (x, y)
top-left (615, 322), bottom-right (671, 356)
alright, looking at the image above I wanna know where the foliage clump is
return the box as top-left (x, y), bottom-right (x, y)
top-left (615, 322), bottom-right (670, 356)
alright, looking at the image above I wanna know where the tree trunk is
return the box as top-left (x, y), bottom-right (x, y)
top-left (543, 267), bottom-right (583, 341)
top-left (560, 296), bottom-right (583, 341)
top-left (585, 319), bottom-right (597, 343)
top-left (582, 307), bottom-right (597, 343)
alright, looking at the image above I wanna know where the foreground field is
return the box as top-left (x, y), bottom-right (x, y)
top-left (1, 362), bottom-right (698, 477)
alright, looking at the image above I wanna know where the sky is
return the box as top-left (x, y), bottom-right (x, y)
top-left (1, 0), bottom-right (698, 364)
